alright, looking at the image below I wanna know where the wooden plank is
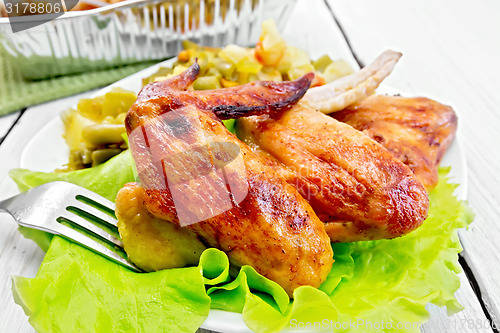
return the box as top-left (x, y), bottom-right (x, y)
top-left (0, 92), bottom-right (95, 333)
top-left (1, 1), bottom-right (494, 332)
top-left (327, 0), bottom-right (500, 330)
top-left (0, 111), bottom-right (21, 143)
top-left (423, 273), bottom-right (494, 332)
top-left (281, 0), bottom-right (359, 70)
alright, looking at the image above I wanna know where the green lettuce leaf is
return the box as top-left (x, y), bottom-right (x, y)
top-left (12, 237), bottom-right (211, 332)
top-left (222, 119), bottom-right (236, 134)
top-left (9, 160), bottom-right (473, 332)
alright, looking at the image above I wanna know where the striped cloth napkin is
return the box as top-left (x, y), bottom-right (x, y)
top-left (0, 47), bottom-right (159, 116)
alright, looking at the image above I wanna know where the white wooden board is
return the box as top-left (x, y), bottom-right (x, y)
top-left (0, 111), bottom-right (21, 142)
top-left (0, 0), bottom-right (497, 331)
top-left (328, 0), bottom-right (500, 329)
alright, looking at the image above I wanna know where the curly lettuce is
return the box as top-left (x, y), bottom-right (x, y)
top-left (9, 151), bottom-right (473, 332)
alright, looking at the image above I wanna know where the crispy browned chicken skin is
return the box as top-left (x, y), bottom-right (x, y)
top-left (122, 63), bottom-right (333, 296)
top-left (333, 95), bottom-right (458, 189)
top-left (237, 103), bottom-right (429, 242)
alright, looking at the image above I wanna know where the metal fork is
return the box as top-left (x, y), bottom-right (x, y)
top-left (0, 181), bottom-right (141, 272)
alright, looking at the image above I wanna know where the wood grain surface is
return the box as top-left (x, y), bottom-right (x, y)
top-left (327, 1), bottom-right (500, 331)
top-left (0, 110), bottom-right (21, 143)
top-left (0, 0), bottom-right (498, 332)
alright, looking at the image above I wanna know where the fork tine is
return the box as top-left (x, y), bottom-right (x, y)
top-left (0, 181), bottom-right (142, 272)
top-left (60, 213), bottom-right (124, 248)
top-left (72, 187), bottom-right (116, 212)
top-left (51, 222), bottom-right (141, 272)
top-left (70, 201), bottom-right (119, 228)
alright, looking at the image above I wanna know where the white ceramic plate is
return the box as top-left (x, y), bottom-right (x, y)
top-left (19, 59), bottom-right (468, 332)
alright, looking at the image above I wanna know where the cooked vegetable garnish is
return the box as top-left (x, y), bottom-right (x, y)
top-left (61, 88), bottom-right (136, 170)
top-left (144, 19), bottom-right (353, 88)
top-left (115, 183), bottom-right (206, 272)
top-left (62, 20), bottom-right (353, 171)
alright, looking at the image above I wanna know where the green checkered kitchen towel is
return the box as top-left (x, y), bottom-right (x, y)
top-left (0, 46), bottom-right (160, 116)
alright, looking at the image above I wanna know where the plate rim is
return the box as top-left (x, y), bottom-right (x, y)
top-left (18, 59), bottom-right (468, 332)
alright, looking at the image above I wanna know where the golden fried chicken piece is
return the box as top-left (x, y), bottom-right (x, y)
top-left (237, 103), bottom-right (429, 242)
top-left (333, 95), bottom-right (458, 189)
top-left (122, 63), bottom-right (333, 296)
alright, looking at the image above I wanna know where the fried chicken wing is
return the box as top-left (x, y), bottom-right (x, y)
top-left (237, 103), bottom-right (429, 242)
top-left (121, 63), bottom-right (333, 296)
top-left (333, 95), bottom-right (457, 188)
